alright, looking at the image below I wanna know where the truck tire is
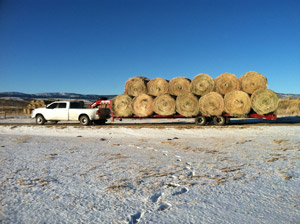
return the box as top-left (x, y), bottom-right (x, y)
top-left (36, 115), bottom-right (46, 125)
top-left (195, 116), bottom-right (207, 126)
top-left (80, 115), bottom-right (90, 126)
top-left (212, 116), bottom-right (226, 126)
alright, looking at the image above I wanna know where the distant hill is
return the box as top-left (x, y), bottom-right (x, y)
top-left (0, 92), bottom-right (117, 101)
top-left (277, 93), bottom-right (300, 99)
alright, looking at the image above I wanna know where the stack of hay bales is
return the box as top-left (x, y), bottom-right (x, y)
top-left (112, 71), bottom-right (279, 118)
top-left (112, 76), bottom-right (198, 117)
top-left (24, 100), bottom-right (48, 114)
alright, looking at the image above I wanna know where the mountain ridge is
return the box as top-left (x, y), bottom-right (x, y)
top-left (0, 92), bottom-right (117, 101)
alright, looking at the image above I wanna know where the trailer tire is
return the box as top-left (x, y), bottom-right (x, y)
top-left (212, 116), bottom-right (226, 126)
top-left (80, 115), bottom-right (90, 126)
top-left (36, 115), bottom-right (46, 125)
top-left (195, 116), bottom-right (207, 126)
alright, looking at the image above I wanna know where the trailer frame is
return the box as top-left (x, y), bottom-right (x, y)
top-left (89, 99), bottom-right (277, 126)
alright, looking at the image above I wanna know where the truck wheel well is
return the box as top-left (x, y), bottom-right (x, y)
top-left (78, 114), bottom-right (89, 120)
top-left (35, 113), bottom-right (45, 119)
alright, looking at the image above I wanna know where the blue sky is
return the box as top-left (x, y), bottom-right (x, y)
top-left (0, 0), bottom-right (299, 95)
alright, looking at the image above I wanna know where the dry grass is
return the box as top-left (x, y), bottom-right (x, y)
top-left (106, 183), bottom-right (131, 192)
top-left (219, 166), bottom-right (241, 172)
top-left (106, 178), bottom-right (134, 192)
top-left (140, 170), bottom-right (174, 179)
top-left (79, 166), bottom-right (99, 176)
top-left (107, 153), bottom-right (128, 160)
top-left (205, 149), bottom-right (226, 154)
top-left (273, 139), bottom-right (288, 144)
top-left (15, 135), bottom-right (31, 143)
top-left (177, 181), bottom-right (197, 186)
top-left (18, 177), bottom-right (49, 187)
top-left (267, 158), bottom-right (279, 162)
top-left (213, 177), bottom-right (227, 185)
top-left (181, 146), bottom-right (191, 151)
top-left (277, 170), bottom-right (292, 180)
top-left (160, 141), bottom-right (177, 146)
top-left (138, 138), bottom-right (148, 142)
top-left (277, 98), bottom-right (300, 116)
top-left (0, 99), bottom-right (30, 115)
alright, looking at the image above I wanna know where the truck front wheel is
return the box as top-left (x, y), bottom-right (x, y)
top-left (80, 115), bottom-right (90, 126)
top-left (36, 115), bottom-right (46, 125)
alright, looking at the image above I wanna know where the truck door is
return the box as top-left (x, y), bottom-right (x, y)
top-left (69, 102), bottom-right (82, 120)
top-left (44, 102), bottom-right (58, 120)
top-left (45, 102), bottom-right (68, 120)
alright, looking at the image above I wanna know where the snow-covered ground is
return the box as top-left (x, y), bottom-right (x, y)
top-left (0, 120), bottom-right (300, 223)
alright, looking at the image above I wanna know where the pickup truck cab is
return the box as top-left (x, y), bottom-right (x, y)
top-left (31, 101), bottom-right (109, 125)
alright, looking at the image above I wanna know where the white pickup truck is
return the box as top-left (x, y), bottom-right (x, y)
top-left (31, 101), bottom-right (109, 125)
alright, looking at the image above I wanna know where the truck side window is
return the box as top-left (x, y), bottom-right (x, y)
top-left (58, 103), bottom-right (67, 108)
top-left (47, 103), bottom-right (58, 109)
top-left (70, 102), bottom-right (82, 108)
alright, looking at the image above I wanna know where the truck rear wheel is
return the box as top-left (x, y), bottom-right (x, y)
top-left (80, 115), bottom-right (90, 126)
top-left (212, 116), bottom-right (226, 126)
top-left (195, 116), bottom-right (207, 126)
top-left (36, 115), bottom-right (46, 125)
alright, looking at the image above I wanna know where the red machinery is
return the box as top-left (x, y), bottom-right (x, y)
top-left (90, 99), bottom-right (277, 126)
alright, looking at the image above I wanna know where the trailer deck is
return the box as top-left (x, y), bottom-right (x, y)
top-left (90, 99), bottom-right (277, 126)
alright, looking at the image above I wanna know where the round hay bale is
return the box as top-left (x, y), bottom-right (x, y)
top-left (190, 74), bottom-right (215, 96)
top-left (111, 94), bottom-right (133, 117)
top-left (199, 92), bottom-right (224, 116)
top-left (147, 78), bottom-right (169, 96)
top-left (251, 89), bottom-right (279, 115)
top-left (176, 93), bottom-right (199, 117)
top-left (124, 76), bottom-right (149, 96)
top-left (240, 71), bottom-right (267, 94)
top-left (169, 77), bottom-right (191, 96)
top-left (133, 94), bottom-right (154, 117)
top-left (215, 73), bottom-right (241, 95)
top-left (153, 94), bottom-right (176, 116)
top-left (224, 91), bottom-right (251, 117)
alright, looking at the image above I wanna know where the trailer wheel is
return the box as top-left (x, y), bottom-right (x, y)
top-left (212, 116), bottom-right (226, 126)
top-left (80, 115), bottom-right (90, 126)
top-left (195, 116), bottom-right (207, 126)
top-left (36, 115), bottom-right (46, 125)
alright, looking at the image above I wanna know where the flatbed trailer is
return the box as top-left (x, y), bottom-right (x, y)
top-left (89, 99), bottom-right (277, 126)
